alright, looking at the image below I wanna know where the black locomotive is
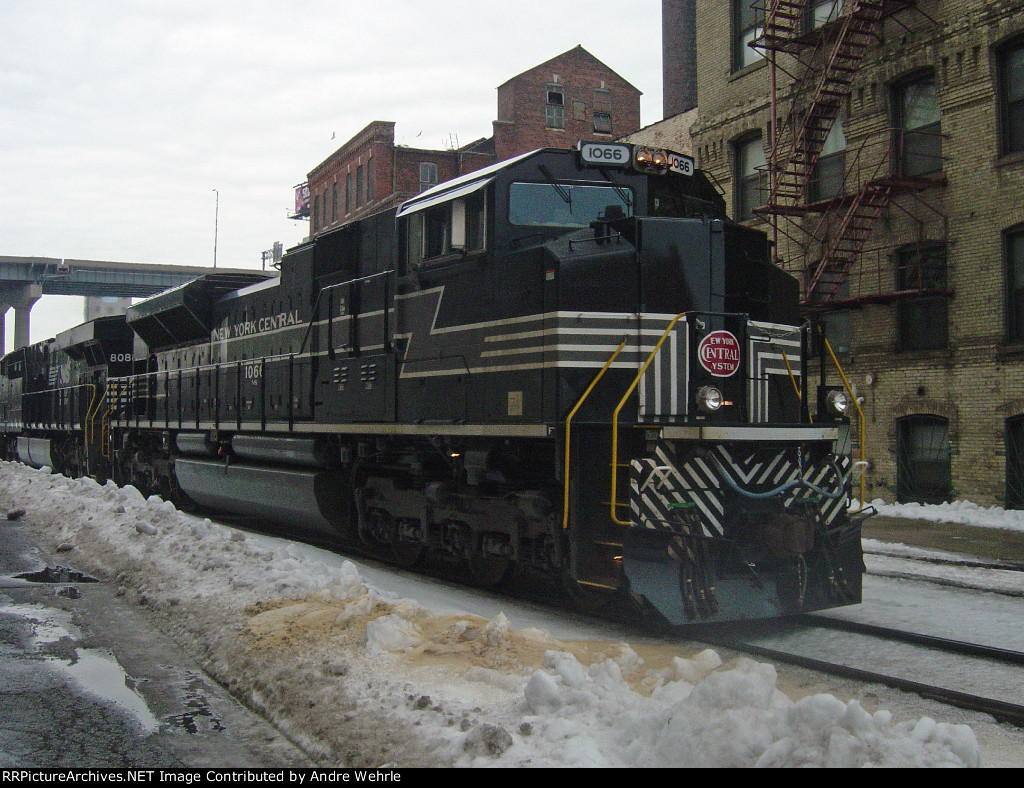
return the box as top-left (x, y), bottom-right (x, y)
top-left (0, 143), bottom-right (866, 625)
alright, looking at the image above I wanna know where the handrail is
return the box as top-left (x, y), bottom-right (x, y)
top-left (81, 384), bottom-right (98, 445)
top-left (21, 383), bottom-right (98, 438)
top-left (562, 340), bottom-right (626, 531)
top-left (777, 346), bottom-right (811, 424)
top-left (100, 380), bottom-right (124, 460)
top-left (609, 313), bottom-right (688, 526)
top-left (820, 330), bottom-right (867, 512)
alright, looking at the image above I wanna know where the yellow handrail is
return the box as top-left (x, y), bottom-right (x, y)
top-left (562, 340), bottom-right (626, 531)
top-left (777, 347), bottom-right (812, 423)
top-left (100, 380), bottom-right (125, 460)
top-left (610, 312), bottom-right (688, 526)
top-left (820, 331), bottom-right (867, 512)
top-left (82, 384), bottom-right (99, 445)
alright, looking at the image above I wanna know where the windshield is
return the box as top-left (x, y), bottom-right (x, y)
top-left (508, 182), bottom-right (633, 228)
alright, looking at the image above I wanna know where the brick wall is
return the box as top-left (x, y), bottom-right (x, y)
top-left (690, 0), bottom-right (1024, 505)
top-left (306, 47), bottom-right (641, 240)
top-left (493, 45), bottom-right (642, 160)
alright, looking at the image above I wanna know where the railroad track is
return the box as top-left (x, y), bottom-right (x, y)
top-left (707, 614), bottom-right (1024, 726)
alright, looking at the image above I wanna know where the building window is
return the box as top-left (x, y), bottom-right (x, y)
top-left (355, 165), bottom-right (363, 208)
top-left (896, 244), bottom-right (948, 351)
top-left (1005, 225), bottom-right (1024, 342)
top-left (734, 0), bottom-right (764, 71)
top-left (366, 157), bottom-right (374, 204)
top-left (998, 36), bottom-right (1024, 155)
top-left (894, 72), bottom-right (942, 177)
top-left (331, 182), bottom-right (338, 223)
top-left (1007, 415), bottom-right (1024, 509)
top-left (809, 117), bottom-right (846, 203)
top-left (312, 195), bottom-right (319, 233)
top-left (807, 265), bottom-right (851, 354)
top-left (345, 173), bottom-right (352, 214)
top-left (419, 162), bottom-right (438, 193)
top-left (806, 0), bottom-right (841, 31)
top-left (735, 134), bottom-right (766, 222)
top-left (546, 83), bottom-right (565, 129)
top-left (593, 89), bottom-right (612, 134)
top-left (897, 415), bottom-right (951, 504)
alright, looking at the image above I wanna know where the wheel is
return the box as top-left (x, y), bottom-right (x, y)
top-left (391, 540), bottom-right (426, 568)
top-left (364, 508), bottom-right (425, 568)
top-left (467, 556), bottom-right (514, 588)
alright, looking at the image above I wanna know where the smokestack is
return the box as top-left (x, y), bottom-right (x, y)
top-left (662, 0), bottom-right (697, 118)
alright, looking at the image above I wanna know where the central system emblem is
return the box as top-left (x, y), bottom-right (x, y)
top-left (697, 330), bottom-right (741, 377)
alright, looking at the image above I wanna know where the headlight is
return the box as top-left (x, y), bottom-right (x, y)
top-left (696, 386), bottom-right (723, 413)
top-left (825, 389), bottom-right (850, 416)
top-left (652, 150), bottom-right (669, 168)
top-left (635, 147), bottom-right (653, 166)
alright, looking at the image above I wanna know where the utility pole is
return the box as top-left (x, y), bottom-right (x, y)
top-left (212, 189), bottom-right (219, 268)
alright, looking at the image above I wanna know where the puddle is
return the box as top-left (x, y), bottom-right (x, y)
top-left (0, 601), bottom-right (160, 735)
top-left (0, 602), bottom-right (79, 644)
top-left (14, 565), bottom-right (99, 584)
top-left (44, 648), bottom-right (161, 734)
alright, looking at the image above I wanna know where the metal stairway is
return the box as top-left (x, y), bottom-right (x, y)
top-left (754, 0), bottom-right (928, 307)
top-left (759, 0), bottom-right (896, 216)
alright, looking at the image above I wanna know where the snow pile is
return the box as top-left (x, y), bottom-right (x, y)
top-left (0, 462), bottom-right (983, 767)
top-left (868, 498), bottom-right (1024, 533)
top-left (509, 651), bottom-right (978, 768)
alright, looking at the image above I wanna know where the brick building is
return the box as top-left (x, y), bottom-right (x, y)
top-left (304, 121), bottom-right (494, 238)
top-left (303, 46), bottom-right (641, 240)
top-left (682, 0), bottom-right (1024, 507)
top-left (492, 45), bottom-right (641, 160)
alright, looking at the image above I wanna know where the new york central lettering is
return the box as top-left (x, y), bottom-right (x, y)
top-left (211, 310), bottom-right (300, 341)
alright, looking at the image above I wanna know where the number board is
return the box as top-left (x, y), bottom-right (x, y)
top-left (579, 142), bottom-right (631, 167)
top-left (667, 152), bottom-right (695, 177)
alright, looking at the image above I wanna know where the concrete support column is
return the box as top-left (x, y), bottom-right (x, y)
top-left (0, 305), bottom-right (8, 356)
top-left (0, 284), bottom-right (42, 350)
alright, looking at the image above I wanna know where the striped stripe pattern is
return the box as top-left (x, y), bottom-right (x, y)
top-left (746, 321), bottom-right (803, 423)
top-left (630, 441), bottom-right (850, 537)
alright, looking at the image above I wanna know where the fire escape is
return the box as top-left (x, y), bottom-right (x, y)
top-left (753, 0), bottom-right (948, 312)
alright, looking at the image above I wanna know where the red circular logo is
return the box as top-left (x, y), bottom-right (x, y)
top-left (697, 330), bottom-right (741, 377)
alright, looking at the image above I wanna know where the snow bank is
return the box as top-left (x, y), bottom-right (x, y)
top-left (0, 463), bottom-right (984, 767)
top-left (867, 498), bottom-right (1024, 533)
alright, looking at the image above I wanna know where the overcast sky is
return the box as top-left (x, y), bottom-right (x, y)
top-left (1, 0), bottom-right (667, 348)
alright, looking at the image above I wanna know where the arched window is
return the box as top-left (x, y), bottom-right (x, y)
top-left (896, 415), bottom-right (950, 504)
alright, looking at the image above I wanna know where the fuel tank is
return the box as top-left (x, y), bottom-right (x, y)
top-left (17, 437), bottom-right (53, 468)
top-left (174, 458), bottom-right (348, 537)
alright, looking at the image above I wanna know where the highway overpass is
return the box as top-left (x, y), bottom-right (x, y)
top-left (0, 255), bottom-right (275, 352)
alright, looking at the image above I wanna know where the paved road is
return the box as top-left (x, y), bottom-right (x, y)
top-left (0, 517), bottom-right (313, 768)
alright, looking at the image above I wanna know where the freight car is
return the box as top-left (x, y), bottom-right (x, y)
top-left (0, 143), bottom-right (867, 625)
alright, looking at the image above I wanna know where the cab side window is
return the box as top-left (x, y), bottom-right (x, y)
top-left (405, 192), bottom-right (487, 268)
